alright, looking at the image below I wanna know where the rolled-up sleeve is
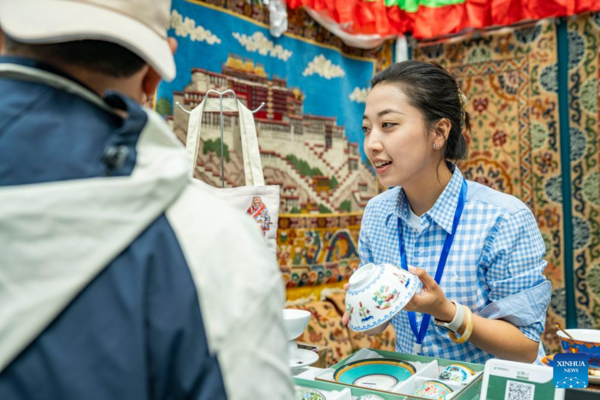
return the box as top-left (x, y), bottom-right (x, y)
top-left (358, 203), bottom-right (374, 267)
top-left (478, 209), bottom-right (551, 343)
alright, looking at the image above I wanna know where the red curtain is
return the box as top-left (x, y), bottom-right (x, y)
top-left (285, 0), bottom-right (600, 39)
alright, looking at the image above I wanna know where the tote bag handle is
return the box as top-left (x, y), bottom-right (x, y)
top-left (186, 97), bottom-right (265, 186)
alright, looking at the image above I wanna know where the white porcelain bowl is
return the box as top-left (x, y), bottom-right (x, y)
top-left (345, 263), bottom-right (421, 332)
top-left (283, 309), bottom-right (311, 341)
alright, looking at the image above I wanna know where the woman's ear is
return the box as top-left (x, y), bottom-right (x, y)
top-left (433, 118), bottom-right (452, 148)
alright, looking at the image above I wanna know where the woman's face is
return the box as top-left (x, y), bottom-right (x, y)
top-left (363, 83), bottom-right (437, 188)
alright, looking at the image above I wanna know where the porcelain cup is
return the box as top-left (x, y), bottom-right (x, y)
top-left (437, 363), bottom-right (475, 383)
top-left (283, 309), bottom-right (311, 341)
top-left (283, 308), bottom-right (311, 356)
top-left (294, 387), bottom-right (325, 400)
top-left (414, 380), bottom-right (453, 399)
top-left (345, 263), bottom-right (420, 332)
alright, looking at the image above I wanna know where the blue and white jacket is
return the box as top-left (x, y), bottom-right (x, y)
top-left (0, 57), bottom-right (294, 400)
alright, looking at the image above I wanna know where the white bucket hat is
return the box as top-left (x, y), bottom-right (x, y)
top-left (0, 0), bottom-right (176, 81)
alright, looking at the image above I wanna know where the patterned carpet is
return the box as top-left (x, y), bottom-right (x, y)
top-left (567, 13), bottom-right (600, 332)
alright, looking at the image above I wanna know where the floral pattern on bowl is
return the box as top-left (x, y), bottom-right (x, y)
top-left (294, 387), bottom-right (326, 400)
top-left (437, 363), bottom-right (475, 383)
top-left (346, 263), bottom-right (420, 332)
top-left (414, 380), bottom-right (454, 399)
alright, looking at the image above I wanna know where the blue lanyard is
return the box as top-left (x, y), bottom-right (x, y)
top-left (397, 179), bottom-right (468, 352)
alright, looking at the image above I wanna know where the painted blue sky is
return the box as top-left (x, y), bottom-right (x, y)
top-left (157, 0), bottom-right (375, 157)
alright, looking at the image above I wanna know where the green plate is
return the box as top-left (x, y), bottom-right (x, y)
top-left (333, 358), bottom-right (416, 390)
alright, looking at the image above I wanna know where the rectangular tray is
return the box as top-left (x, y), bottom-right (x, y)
top-left (295, 349), bottom-right (484, 400)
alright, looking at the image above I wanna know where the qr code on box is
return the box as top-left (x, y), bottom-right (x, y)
top-left (504, 380), bottom-right (535, 400)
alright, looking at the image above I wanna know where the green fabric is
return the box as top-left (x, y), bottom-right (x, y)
top-left (384, 0), bottom-right (465, 13)
top-left (557, 19), bottom-right (577, 329)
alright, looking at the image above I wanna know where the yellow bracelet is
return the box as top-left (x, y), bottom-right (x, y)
top-left (449, 305), bottom-right (473, 344)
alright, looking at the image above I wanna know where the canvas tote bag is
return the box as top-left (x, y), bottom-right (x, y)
top-left (186, 97), bottom-right (280, 254)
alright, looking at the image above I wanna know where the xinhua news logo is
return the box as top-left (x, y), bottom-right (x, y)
top-left (553, 353), bottom-right (589, 389)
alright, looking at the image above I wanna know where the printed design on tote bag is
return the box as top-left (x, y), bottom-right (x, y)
top-left (247, 196), bottom-right (271, 236)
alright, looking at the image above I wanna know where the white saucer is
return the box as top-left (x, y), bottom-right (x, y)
top-left (289, 348), bottom-right (319, 369)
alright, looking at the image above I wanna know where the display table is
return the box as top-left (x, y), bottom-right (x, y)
top-left (294, 349), bottom-right (483, 400)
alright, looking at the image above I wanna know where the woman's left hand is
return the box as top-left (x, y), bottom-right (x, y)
top-left (404, 266), bottom-right (456, 322)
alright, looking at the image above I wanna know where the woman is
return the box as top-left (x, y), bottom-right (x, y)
top-left (343, 61), bottom-right (551, 364)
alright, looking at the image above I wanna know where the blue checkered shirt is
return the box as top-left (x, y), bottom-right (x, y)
top-left (359, 166), bottom-right (551, 365)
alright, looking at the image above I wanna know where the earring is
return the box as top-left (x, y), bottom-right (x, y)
top-left (433, 142), bottom-right (440, 150)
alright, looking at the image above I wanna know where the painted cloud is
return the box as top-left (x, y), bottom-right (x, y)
top-left (232, 32), bottom-right (292, 61)
top-left (349, 87), bottom-right (368, 103)
top-left (302, 55), bottom-right (345, 79)
top-left (170, 10), bottom-right (221, 45)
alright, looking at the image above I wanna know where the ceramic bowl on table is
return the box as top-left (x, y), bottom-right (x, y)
top-left (345, 263), bottom-right (421, 332)
top-left (557, 329), bottom-right (600, 367)
top-left (437, 363), bottom-right (475, 383)
top-left (284, 309), bottom-right (318, 369)
top-left (283, 309), bottom-right (311, 341)
top-left (414, 380), bottom-right (454, 399)
top-left (294, 387), bottom-right (326, 400)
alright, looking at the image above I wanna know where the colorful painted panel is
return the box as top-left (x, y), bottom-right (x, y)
top-left (158, 1), bottom-right (384, 213)
top-left (414, 21), bottom-right (565, 353)
top-left (155, 1), bottom-right (395, 292)
top-left (278, 213), bottom-right (362, 289)
top-left (567, 13), bottom-right (600, 331)
top-left (157, 0), bottom-right (390, 212)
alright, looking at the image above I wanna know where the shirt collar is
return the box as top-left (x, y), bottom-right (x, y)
top-left (385, 165), bottom-right (464, 234)
top-left (427, 166), bottom-right (464, 234)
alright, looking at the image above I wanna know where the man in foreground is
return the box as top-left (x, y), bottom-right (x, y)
top-left (0, 1), bottom-right (294, 398)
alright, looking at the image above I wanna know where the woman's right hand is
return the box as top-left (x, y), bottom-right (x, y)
top-left (341, 282), bottom-right (390, 335)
